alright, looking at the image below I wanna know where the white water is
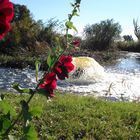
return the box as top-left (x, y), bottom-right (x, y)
top-left (57, 53), bottom-right (140, 101)
top-left (57, 71), bottom-right (140, 101)
top-left (0, 52), bottom-right (140, 101)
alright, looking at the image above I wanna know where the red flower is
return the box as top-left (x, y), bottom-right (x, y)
top-left (71, 40), bottom-right (80, 47)
top-left (39, 72), bottom-right (57, 97)
top-left (0, 21), bottom-right (10, 40)
top-left (54, 55), bottom-right (74, 80)
top-left (0, 0), bottom-right (14, 40)
top-left (0, 0), bottom-right (14, 21)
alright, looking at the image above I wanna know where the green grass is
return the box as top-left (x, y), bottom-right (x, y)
top-left (0, 55), bottom-right (35, 68)
top-left (1, 91), bottom-right (140, 139)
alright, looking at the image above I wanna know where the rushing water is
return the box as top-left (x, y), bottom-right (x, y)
top-left (0, 52), bottom-right (140, 101)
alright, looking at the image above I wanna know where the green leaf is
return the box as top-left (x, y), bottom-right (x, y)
top-left (29, 106), bottom-right (43, 118)
top-left (12, 83), bottom-right (33, 94)
top-left (22, 125), bottom-right (38, 140)
top-left (21, 100), bottom-right (32, 123)
top-left (0, 112), bottom-right (11, 133)
top-left (35, 60), bottom-right (41, 82)
top-left (0, 94), bottom-right (4, 101)
top-left (2, 118), bottom-right (11, 132)
top-left (73, 12), bottom-right (79, 16)
top-left (0, 101), bottom-right (10, 114)
top-left (47, 48), bottom-right (59, 70)
top-left (71, 24), bottom-right (78, 32)
top-left (76, 0), bottom-right (81, 4)
top-left (73, 10), bottom-right (79, 16)
top-left (47, 54), bottom-right (52, 68)
top-left (70, 3), bottom-right (75, 7)
top-left (65, 21), bottom-right (73, 29)
top-left (73, 9), bottom-right (79, 16)
top-left (65, 21), bottom-right (78, 32)
top-left (0, 101), bottom-right (16, 117)
top-left (67, 34), bottom-right (73, 38)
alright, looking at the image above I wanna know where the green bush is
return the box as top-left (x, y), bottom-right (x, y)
top-left (82, 19), bottom-right (122, 51)
top-left (117, 41), bottom-right (140, 52)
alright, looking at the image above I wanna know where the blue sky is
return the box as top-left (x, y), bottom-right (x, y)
top-left (11, 0), bottom-right (140, 40)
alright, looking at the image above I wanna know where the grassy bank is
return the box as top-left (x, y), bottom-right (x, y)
top-left (0, 49), bottom-right (121, 69)
top-left (0, 54), bottom-right (49, 70)
top-left (1, 92), bottom-right (140, 139)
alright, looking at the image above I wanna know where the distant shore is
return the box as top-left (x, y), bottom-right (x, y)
top-left (0, 49), bottom-right (122, 69)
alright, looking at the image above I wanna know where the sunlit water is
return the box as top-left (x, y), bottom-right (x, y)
top-left (0, 52), bottom-right (140, 101)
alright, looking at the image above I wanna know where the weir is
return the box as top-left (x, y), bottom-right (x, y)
top-left (69, 57), bottom-right (106, 83)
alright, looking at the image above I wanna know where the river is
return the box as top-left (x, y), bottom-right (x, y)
top-left (0, 52), bottom-right (140, 101)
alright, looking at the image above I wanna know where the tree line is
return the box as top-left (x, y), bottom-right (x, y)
top-left (0, 3), bottom-right (140, 55)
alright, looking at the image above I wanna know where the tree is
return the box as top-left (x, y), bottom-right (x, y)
top-left (83, 19), bottom-right (122, 50)
top-left (133, 18), bottom-right (140, 41)
top-left (123, 35), bottom-right (133, 42)
top-left (37, 18), bottom-right (63, 45)
top-left (12, 4), bottom-right (42, 49)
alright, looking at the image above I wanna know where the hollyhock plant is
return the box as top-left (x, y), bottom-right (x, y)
top-left (1, 1), bottom-right (81, 139)
top-left (0, 0), bottom-right (14, 40)
top-left (54, 55), bottom-right (74, 80)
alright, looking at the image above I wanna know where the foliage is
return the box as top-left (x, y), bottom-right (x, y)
top-left (117, 41), bottom-right (140, 52)
top-left (82, 19), bottom-right (122, 50)
top-left (0, 4), bottom-right (64, 56)
top-left (0, 3), bottom-right (39, 55)
top-left (8, 4), bottom-right (42, 52)
top-left (37, 18), bottom-right (64, 46)
top-left (123, 35), bottom-right (133, 42)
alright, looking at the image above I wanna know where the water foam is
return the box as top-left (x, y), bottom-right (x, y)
top-left (57, 56), bottom-right (140, 101)
top-left (0, 53), bottom-right (140, 101)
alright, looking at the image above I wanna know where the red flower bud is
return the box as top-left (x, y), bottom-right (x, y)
top-left (72, 40), bottom-right (80, 47)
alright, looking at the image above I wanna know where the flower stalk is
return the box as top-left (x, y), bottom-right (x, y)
top-left (1, 0), bottom-right (81, 138)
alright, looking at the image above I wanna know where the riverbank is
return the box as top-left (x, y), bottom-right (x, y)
top-left (1, 92), bottom-right (140, 139)
top-left (0, 54), bottom-right (48, 70)
top-left (0, 49), bottom-right (121, 69)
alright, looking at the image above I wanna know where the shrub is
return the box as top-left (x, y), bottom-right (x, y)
top-left (82, 19), bottom-right (122, 51)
